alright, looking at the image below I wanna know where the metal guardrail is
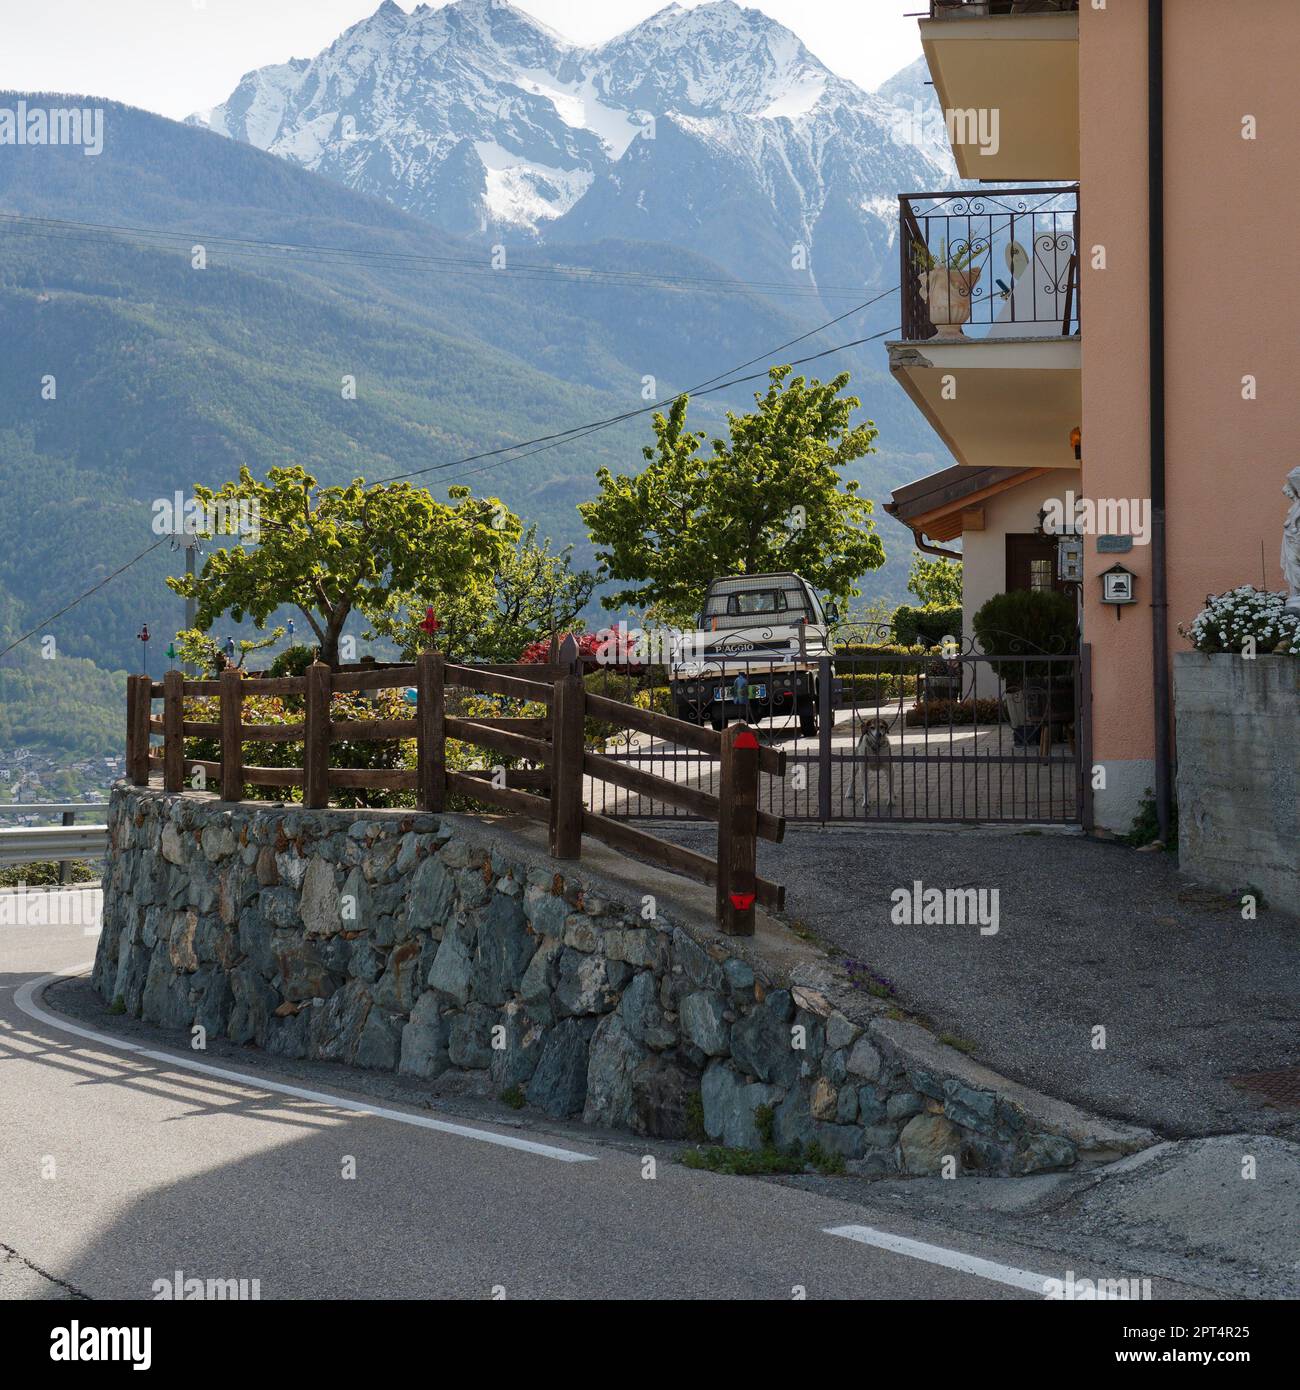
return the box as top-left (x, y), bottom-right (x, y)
top-left (0, 804), bottom-right (110, 877)
top-left (0, 825), bottom-right (109, 867)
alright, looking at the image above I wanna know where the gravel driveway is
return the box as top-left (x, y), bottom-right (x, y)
top-left (657, 824), bottom-right (1300, 1140)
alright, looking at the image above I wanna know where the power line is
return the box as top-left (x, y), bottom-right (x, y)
top-left (376, 289), bottom-right (900, 485)
top-left (405, 323), bottom-right (901, 487)
top-left (209, 309), bottom-right (902, 545)
top-left (239, 307), bottom-right (900, 554)
top-left (0, 538), bottom-right (168, 663)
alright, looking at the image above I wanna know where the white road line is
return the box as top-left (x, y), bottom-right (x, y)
top-left (824, 1225), bottom-right (1053, 1296)
top-left (15, 966), bottom-right (597, 1165)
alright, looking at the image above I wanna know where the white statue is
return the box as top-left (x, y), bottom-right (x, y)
top-left (1284, 466), bottom-right (1300, 615)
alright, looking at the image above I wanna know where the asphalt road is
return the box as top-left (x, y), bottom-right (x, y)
top-left (0, 893), bottom-right (1234, 1302)
top-left (658, 824), bottom-right (1300, 1140)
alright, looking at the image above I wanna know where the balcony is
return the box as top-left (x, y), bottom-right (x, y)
top-left (900, 187), bottom-right (1079, 342)
top-left (919, 0), bottom-right (1079, 180)
top-left (927, 2), bottom-right (1078, 16)
top-left (888, 187), bottom-right (1081, 473)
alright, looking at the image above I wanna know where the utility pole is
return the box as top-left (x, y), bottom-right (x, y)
top-left (175, 533), bottom-right (199, 675)
top-left (184, 537), bottom-right (197, 634)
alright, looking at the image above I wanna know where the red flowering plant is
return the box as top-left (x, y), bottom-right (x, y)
top-left (517, 628), bottom-right (644, 673)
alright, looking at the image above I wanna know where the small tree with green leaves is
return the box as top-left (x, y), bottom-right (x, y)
top-left (167, 466), bottom-right (514, 667)
top-left (907, 553), bottom-right (963, 608)
top-left (172, 627), bottom-right (284, 676)
top-left (578, 366), bottom-right (885, 627)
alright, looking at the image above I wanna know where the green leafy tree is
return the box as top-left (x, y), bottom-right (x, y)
top-left (167, 467), bottom-right (514, 667)
top-left (366, 524), bottom-right (595, 663)
top-left (578, 367), bottom-right (885, 626)
top-left (907, 554), bottom-right (963, 608)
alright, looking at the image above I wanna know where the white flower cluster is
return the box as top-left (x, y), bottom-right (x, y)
top-left (1180, 586), bottom-right (1300, 656)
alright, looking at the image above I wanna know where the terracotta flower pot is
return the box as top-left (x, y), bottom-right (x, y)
top-left (922, 263), bottom-right (982, 338)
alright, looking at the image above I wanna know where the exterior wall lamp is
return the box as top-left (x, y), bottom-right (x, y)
top-left (1070, 426), bottom-right (1082, 461)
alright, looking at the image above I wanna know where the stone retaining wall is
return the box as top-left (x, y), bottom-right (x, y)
top-left (93, 785), bottom-right (1141, 1176)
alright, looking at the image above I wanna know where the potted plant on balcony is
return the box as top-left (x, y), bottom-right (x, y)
top-left (913, 238), bottom-right (984, 338)
top-left (972, 590), bottom-right (1078, 746)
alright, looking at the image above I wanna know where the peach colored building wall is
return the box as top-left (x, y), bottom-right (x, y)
top-left (1079, 0), bottom-right (1298, 830)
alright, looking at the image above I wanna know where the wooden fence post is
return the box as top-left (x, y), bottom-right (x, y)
top-left (126, 674), bottom-right (150, 785)
top-left (549, 671), bottom-right (585, 859)
top-left (163, 669), bottom-right (184, 793)
top-left (717, 722), bottom-right (759, 936)
top-left (416, 650), bottom-right (445, 813)
top-left (303, 661), bottom-right (332, 810)
top-left (219, 669), bottom-right (244, 801)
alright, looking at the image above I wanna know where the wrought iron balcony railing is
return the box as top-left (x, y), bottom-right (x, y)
top-left (928, 1), bottom-right (1079, 18)
top-left (899, 187), bottom-right (1080, 342)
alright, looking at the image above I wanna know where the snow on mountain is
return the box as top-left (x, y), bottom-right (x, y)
top-left (191, 0), bottom-right (956, 293)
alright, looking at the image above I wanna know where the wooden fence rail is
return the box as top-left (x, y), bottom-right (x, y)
top-left (126, 653), bottom-right (784, 933)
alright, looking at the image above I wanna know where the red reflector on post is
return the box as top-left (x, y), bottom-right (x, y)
top-left (734, 730), bottom-right (760, 750)
top-left (729, 892), bottom-right (756, 910)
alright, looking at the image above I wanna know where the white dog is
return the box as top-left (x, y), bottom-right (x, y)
top-left (856, 717), bottom-right (894, 811)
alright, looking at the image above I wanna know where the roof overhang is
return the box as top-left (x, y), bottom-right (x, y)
top-left (888, 336), bottom-right (1081, 473)
top-left (885, 463), bottom-right (1054, 546)
top-left (919, 10), bottom-right (1079, 181)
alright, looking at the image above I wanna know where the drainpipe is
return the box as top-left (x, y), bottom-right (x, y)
top-left (1148, 0), bottom-right (1172, 841)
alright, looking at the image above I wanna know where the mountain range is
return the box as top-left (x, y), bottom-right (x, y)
top-left (191, 0), bottom-right (954, 297)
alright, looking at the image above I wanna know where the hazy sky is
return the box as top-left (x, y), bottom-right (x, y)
top-left (0, 0), bottom-right (922, 120)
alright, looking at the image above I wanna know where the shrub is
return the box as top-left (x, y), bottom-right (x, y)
top-left (1178, 587), bottom-right (1299, 656)
top-left (0, 860), bottom-right (98, 887)
top-left (839, 671), bottom-right (919, 704)
top-left (971, 590), bottom-right (1077, 684)
top-left (892, 603), bottom-right (962, 648)
top-left (266, 644), bottom-right (318, 679)
top-left (835, 641), bottom-right (932, 662)
top-left (1125, 787), bottom-right (1178, 849)
top-left (633, 685), bottom-right (674, 718)
top-left (578, 670), bottom-right (674, 743)
top-left (185, 684), bottom-right (416, 808)
top-left (906, 697), bottom-right (1003, 728)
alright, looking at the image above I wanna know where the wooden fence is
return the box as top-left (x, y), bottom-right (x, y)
top-left (124, 655), bottom-right (785, 934)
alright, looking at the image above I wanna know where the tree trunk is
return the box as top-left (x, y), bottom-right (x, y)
top-left (318, 603), bottom-right (353, 668)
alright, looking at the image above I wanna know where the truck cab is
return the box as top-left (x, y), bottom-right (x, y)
top-left (669, 573), bottom-right (836, 736)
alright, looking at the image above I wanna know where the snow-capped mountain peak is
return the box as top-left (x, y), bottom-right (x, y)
top-left (588, 1), bottom-right (830, 119)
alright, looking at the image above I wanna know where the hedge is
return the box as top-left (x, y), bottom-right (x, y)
top-left (892, 604), bottom-right (962, 648)
top-left (905, 697), bottom-right (1004, 728)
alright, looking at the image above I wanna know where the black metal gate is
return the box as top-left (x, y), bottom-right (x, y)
top-left (585, 636), bottom-right (1090, 827)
